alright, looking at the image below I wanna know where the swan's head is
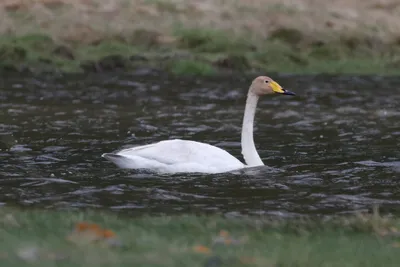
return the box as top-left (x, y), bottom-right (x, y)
top-left (250, 76), bottom-right (295, 96)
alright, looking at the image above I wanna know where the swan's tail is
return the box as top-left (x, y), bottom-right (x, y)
top-left (102, 153), bottom-right (122, 160)
top-left (102, 153), bottom-right (164, 170)
top-left (102, 153), bottom-right (134, 168)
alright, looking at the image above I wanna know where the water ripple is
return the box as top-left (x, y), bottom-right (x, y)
top-left (0, 73), bottom-right (399, 216)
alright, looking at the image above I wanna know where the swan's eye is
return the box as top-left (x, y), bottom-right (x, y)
top-left (264, 80), bottom-right (269, 84)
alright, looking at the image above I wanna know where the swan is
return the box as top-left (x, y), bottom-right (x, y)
top-left (102, 76), bottom-right (295, 174)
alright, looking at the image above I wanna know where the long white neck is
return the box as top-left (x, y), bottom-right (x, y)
top-left (241, 90), bottom-right (264, 166)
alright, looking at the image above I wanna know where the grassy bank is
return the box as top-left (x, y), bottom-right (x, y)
top-left (1, 207), bottom-right (400, 266)
top-left (1, 0), bottom-right (400, 75)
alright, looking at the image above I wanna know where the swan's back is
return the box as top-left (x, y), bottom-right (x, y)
top-left (102, 139), bottom-right (244, 173)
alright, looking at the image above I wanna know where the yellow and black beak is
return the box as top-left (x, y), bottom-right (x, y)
top-left (270, 81), bottom-right (296, 96)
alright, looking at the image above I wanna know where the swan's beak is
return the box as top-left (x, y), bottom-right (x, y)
top-left (281, 89), bottom-right (296, 95)
top-left (271, 81), bottom-right (296, 95)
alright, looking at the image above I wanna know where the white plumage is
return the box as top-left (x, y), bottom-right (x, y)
top-left (102, 139), bottom-right (244, 174)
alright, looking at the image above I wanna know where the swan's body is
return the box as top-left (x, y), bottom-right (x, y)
top-left (103, 139), bottom-right (244, 173)
top-left (102, 76), bottom-right (295, 174)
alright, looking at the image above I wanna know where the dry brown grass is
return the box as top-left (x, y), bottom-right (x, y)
top-left (1, 0), bottom-right (400, 46)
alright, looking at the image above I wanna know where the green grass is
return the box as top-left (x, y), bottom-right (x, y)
top-left (174, 28), bottom-right (253, 53)
top-left (169, 59), bottom-right (216, 76)
top-left (1, 207), bottom-right (400, 266)
top-left (0, 26), bottom-right (400, 75)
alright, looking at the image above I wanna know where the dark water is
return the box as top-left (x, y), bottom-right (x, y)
top-left (1, 72), bottom-right (399, 217)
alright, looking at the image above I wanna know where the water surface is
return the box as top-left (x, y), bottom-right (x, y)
top-left (1, 72), bottom-right (399, 217)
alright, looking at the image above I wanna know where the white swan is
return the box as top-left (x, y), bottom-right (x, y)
top-left (102, 76), bottom-right (295, 174)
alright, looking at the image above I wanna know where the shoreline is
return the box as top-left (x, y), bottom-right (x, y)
top-left (0, 32), bottom-right (398, 76)
top-left (1, 0), bottom-right (400, 76)
top-left (0, 36), bottom-right (398, 76)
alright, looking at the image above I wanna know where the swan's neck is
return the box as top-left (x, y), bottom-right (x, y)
top-left (241, 91), bottom-right (264, 166)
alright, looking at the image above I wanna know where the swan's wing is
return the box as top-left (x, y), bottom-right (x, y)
top-left (114, 139), bottom-right (244, 167)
